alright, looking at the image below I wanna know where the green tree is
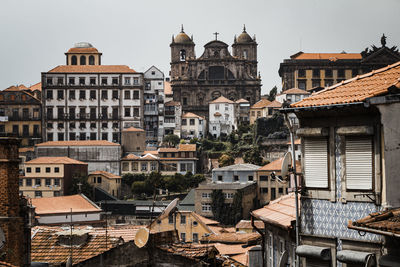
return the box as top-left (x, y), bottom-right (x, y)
top-left (211, 190), bottom-right (225, 223)
top-left (131, 181), bottom-right (152, 198)
top-left (243, 147), bottom-right (263, 166)
top-left (163, 134), bottom-right (180, 147)
top-left (267, 86), bottom-right (278, 101)
top-left (69, 175), bottom-right (94, 200)
top-left (218, 153), bottom-right (234, 167)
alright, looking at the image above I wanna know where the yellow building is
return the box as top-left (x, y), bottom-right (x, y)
top-left (0, 85), bottom-right (42, 147)
top-left (149, 211), bottom-right (219, 243)
top-left (88, 171), bottom-right (122, 198)
top-left (257, 158), bottom-right (300, 205)
top-left (20, 157), bottom-right (88, 198)
top-left (121, 144), bottom-right (198, 175)
top-left (249, 99), bottom-right (282, 124)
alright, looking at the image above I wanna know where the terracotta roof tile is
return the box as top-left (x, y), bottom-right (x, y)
top-left (214, 112), bottom-right (222, 116)
top-left (178, 144), bottom-right (196, 152)
top-left (29, 82), bottom-right (42, 91)
top-left (122, 153), bottom-right (140, 160)
top-left (157, 243), bottom-right (216, 260)
top-left (202, 232), bottom-right (261, 244)
top-left (159, 147), bottom-right (179, 153)
top-left (231, 253), bottom-right (249, 266)
top-left (36, 140), bottom-right (119, 147)
top-left (349, 208), bottom-right (400, 237)
top-left (192, 213), bottom-right (219, 225)
top-left (279, 88), bottom-right (310, 95)
top-left (182, 112), bottom-right (205, 119)
top-left (292, 52), bottom-right (362, 60)
top-left (4, 84), bottom-right (28, 91)
top-left (251, 193), bottom-right (297, 229)
top-left (258, 158), bottom-right (301, 172)
top-left (210, 96), bottom-right (235, 104)
top-left (19, 147), bottom-right (35, 153)
top-left (214, 243), bottom-right (254, 256)
top-left (164, 81), bottom-right (172, 95)
top-left (251, 98), bottom-right (271, 109)
top-left (164, 100), bottom-right (180, 106)
top-left (89, 171), bottom-right (121, 179)
top-left (26, 156), bottom-right (87, 165)
top-left (66, 47), bottom-right (99, 54)
top-left (266, 100), bottom-right (282, 108)
top-left (235, 220), bottom-right (263, 230)
top-left (31, 194), bottom-right (101, 215)
top-left (292, 61), bottom-right (400, 108)
top-left (31, 227), bottom-right (120, 265)
top-left (48, 65), bottom-right (136, 73)
top-left (122, 126), bottom-right (145, 132)
top-left (0, 261), bottom-right (18, 267)
top-left (235, 98), bottom-right (249, 104)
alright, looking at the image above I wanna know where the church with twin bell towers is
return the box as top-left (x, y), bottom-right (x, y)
top-left (170, 26), bottom-right (261, 118)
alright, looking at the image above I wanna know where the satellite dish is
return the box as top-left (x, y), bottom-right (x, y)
top-left (278, 250), bottom-right (288, 267)
top-left (134, 227), bottom-right (150, 248)
top-left (281, 152), bottom-right (292, 178)
top-left (158, 198), bottom-right (179, 221)
top-left (0, 227), bottom-right (5, 250)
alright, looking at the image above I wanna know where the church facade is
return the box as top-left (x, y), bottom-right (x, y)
top-left (170, 26), bottom-right (261, 118)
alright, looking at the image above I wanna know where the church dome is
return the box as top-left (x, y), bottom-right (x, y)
top-left (174, 32), bottom-right (193, 44)
top-left (236, 26), bottom-right (254, 43)
top-left (66, 42), bottom-right (99, 53)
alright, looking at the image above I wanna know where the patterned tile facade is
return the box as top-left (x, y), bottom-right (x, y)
top-left (300, 131), bottom-right (382, 266)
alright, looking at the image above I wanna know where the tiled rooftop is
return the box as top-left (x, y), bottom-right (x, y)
top-left (31, 194), bottom-right (101, 215)
top-left (266, 100), bottom-right (282, 108)
top-left (203, 232), bottom-right (261, 244)
top-left (36, 140), bottom-right (120, 147)
top-left (31, 227), bottom-right (120, 265)
top-left (29, 82), bottom-right (42, 91)
top-left (258, 158), bottom-right (301, 172)
top-left (349, 208), bottom-right (400, 237)
top-left (164, 100), bottom-right (180, 106)
top-left (279, 88), bottom-right (310, 95)
top-left (157, 243), bottom-right (216, 260)
top-left (235, 220), bottom-right (263, 230)
top-left (251, 193), bottom-right (297, 229)
top-left (26, 156), bottom-right (87, 165)
top-left (178, 143), bottom-right (196, 152)
top-left (210, 95), bottom-right (235, 104)
top-left (291, 52), bottom-right (362, 60)
top-left (66, 47), bottom-right (99, 53)
top-left (182, 112), bottom-right (205, 119)
top-left (235, 98), bottom-right (249, 104)
top-left (48, 65), bottom-right (136, 73)
top-left (89, 171), bottom-right (121, 179)
top-left (250, 98), bottom-right (271, 109)
top-left (292, 61), bottom-right (400, 108)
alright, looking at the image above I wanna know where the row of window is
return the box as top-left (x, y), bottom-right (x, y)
top-left (201, 192), bottom-right (234, 199)
top-left (298, 69), bottom-right (359, 78)
top-left (46, 89), bottom-right (140, 100)
top-left (46, 76), bottom-right (140, 86)
top-left (214, 104), bottom-right (230, 111)
top-left (0, 107), bottom-right (40, 119)
top-left (26, 166), bottom-right (60, 174)
top-left (0, 124), bottom-right (40, 137)
top-left (46, 106), bottom-right (140, 119)
top-left (121, 162), bottom-right (193, 172)
top-left (47, 132), bottom-right (119, 142)
top-left (182, 119), bottom-right (203, 126)
top-left (22, 190), bottom-right (60, 198)
top-left (20, 178), bottom-right (61, 187)
top-left (49, 122), bottom-right (120, 130)
top-left (304, 137), bottom-right (373, 190)
top-left (216, 175), bottom-right (253, 182)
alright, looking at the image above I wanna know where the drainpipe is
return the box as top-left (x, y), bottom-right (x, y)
top-left (251, 214), bottom-right (265, 267)
top-left (284, 113), bottom-right (300, 267)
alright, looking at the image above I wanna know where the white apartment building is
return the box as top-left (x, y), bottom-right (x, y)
top-left (144, 66), bottom-right (165, 146)
top-left (41, 42), bottom-right (144, 143)
top-left (164, 100), bottom-right (182, 137)
top-left (181, 112), bottom-right (206, 139)
top-left (209, 96), bottom-right (237, 138)
top-left (276, 87), bottom-right (310, 125)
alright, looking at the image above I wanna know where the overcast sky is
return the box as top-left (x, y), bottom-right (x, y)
top-left (1, 0), bottom-right (399, 94)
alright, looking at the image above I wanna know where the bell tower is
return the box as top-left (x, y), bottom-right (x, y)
top-left (232, 25), bottom-right (258, 77)
top-left (170, 25), bottom-right (195, 79)
top-left (65, 42), bottom-right (102, 66)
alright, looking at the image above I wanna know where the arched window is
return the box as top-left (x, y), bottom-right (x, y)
top-left (71, 56), bottom-right (77, 65)
top-left (243, 50), bottom-right (248, 59)
top-left (89, 55), bottom-right (95, 65)
top-left (80, 56), bottom-right (86, 65)
top-left (180, 50), bottom-right (186, 61)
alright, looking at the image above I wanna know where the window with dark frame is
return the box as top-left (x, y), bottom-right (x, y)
top-left (312, 69), bottom-right (320, 78)
top-left (90, 78), bottom-right (96, 85)
top-left (101, 90), bottom-right (108, 99)
top-left (90, 90), bottom-right (96, 99)
top-left (133, 90), bottom-right (139, 99)
top-left (57, 90), bottom-right (64, 100)
top-left (79, 90), bottom-right (86, 100)
top-left (112, 90), bottom-right (118, 99)
top-left (101, 78), bottom-right (107, 85)
top-left (325, 69), bottom-right (333, 77)
top-left (112, 77), bottom-right (118, 85)
top-left (69, 90), bottom-right (75, 100)
top-left (79, 77), bottom-right (85, 85)
top-left (69, 77), bottom-right (75, 85)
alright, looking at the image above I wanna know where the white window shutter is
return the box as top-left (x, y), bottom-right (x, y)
top-left (304, 138), bottom-right (329, 188)
top-left (345, 137), bottom-right (373, 190)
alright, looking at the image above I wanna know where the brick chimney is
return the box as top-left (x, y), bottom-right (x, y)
top-left (0, 137), bottom-right (30, 266)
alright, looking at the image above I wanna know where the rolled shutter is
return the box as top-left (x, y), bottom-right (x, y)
top-left (304, 138), bottom-right (328, 188)
top-left (345, 137), bottom-right (373, 190)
